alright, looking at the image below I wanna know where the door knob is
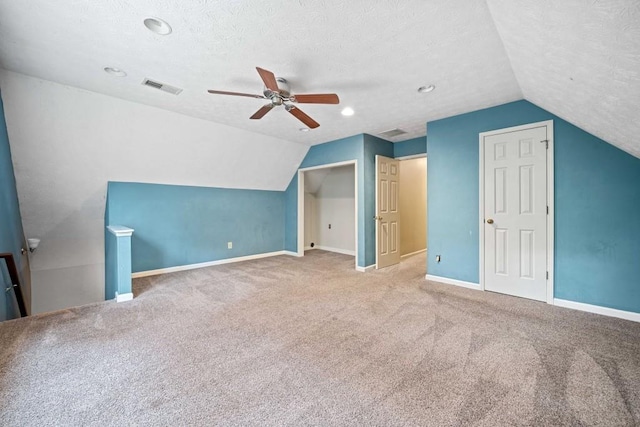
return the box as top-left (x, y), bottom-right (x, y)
top-left (486, 219), bottom-right (494, 224)
top-left (373, 216), bottom-right (383, 220)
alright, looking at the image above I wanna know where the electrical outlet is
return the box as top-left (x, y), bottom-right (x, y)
top-left (227, 242), bottom-right (232, 249)
top-left (436, 255), bottom-right (441, 263)
top-left (328, 224), bottom-right (331, 229)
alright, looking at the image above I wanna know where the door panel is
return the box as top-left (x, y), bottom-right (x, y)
top-left (376, 155), bottom-right (400, 269)
top-left (484, 126), bottom-right (548, 301)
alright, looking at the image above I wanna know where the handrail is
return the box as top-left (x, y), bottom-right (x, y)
top-left (0, 252), bottom-right (27, 317)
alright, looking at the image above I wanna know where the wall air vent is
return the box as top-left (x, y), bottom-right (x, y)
top-left (141, 78), bottom-right (183, 95)
top-left (378, 128), bottom-right (407, 139)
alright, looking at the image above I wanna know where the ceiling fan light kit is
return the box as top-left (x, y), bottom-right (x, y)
top-left (208, 67), bottom-right (340, 129)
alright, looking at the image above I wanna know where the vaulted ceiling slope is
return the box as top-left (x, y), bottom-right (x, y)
top-left (0, 0), bottom-right (638, 157)
top-left (487, 0), bottom-right (640, 158)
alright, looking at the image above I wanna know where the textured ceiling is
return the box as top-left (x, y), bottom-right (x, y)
top-left (0, 0), bottom-right (638, 155)
top-left (487, 0), bottom-right (640, 158)
top-left (0, 0), bottom-right (522, 146)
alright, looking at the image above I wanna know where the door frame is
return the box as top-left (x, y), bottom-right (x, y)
top-left (297, 160), bottom-right (358, 270)
top-left (478, 120), bottom-right (555, 304)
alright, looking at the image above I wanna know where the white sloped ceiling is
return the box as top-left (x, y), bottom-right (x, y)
top-left (487, 0), bottom-right (640, 158)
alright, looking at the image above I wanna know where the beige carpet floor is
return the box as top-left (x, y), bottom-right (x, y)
top-left (1, 250), bottom-right (639, 426)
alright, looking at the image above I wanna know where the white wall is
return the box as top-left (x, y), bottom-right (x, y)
top-left (304, 192), bottom-right (317, 249)
top-left (0, 70), bottom-right (309, 314)
top-left (399, 157), bottom-right (427, 256)
top-left (310, 165), bottom-right (355, 255)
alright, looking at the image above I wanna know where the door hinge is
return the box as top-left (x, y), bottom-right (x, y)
top-left (546, 206), bottom-right (549, 215)
top-left (541, 139), bottom-right (549, 149)
top-left (546, 271), bottom-right (549, 280)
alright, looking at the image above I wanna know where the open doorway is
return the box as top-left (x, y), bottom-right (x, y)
top-left (399, 156), bottom-right (427, 260)
top-left (374, 154), bottom-right (427, 270)
top-left (297, 161), bottom-right (358, 270)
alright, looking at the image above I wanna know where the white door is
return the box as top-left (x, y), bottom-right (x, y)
top-left (376, 155), bottom-right (400, 269)
top-left (483, 125), bottom-right (548, 301)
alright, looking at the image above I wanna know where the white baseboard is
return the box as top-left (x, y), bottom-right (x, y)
top-left (304, 246), bottom-right (316, 251)
top-left (425, 274), bottom-right (481, 290)
top-left (132, 250), bottom-right (289, 278)
top-left (115, 292), bottom-right (133, 302)
top-left (315, 246), bottom-right (356, 256)
top-left (553, 298), bottom-right (640, 323)
top-left (356, 264), bottom-right (376, 272)
top-left (401, 249), bottom-right (427, 259)
top-left (283, 250), bottom-right (302, 257)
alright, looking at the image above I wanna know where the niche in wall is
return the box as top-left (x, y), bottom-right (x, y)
top-left (303, 165), bottom-right (356, 256)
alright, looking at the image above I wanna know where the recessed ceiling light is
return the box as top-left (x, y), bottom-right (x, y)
top-left (104, 67), bottom-right (127, 77)
top-left (144, 17), bottom-right (172, 35)
top-left (299, 127), bottom-right (310, 132)
top-left (341, 107), bottom-right (355, 116)
top-left (418, 85), bottom-right (436, 93)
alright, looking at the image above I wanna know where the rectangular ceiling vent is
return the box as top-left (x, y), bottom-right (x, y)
top-left (378, 128), bottom-right (407, 139)
top-left (141, 78), bottom-right (183, 95)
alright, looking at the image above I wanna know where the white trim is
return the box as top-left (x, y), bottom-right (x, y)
top-left (546, 122), bottom-right (555, 304)
top-left (304, 246), bottom-right (316, 251)
top-left (375, 155), bottom-right (379, 269)
top-left (478, 120), bottom-right (554, 302)
top-left (554, 299), bottom-right (640, 323)
top-left (115, 292), bottom-right (133, 302)
top-left (107, 225), bottom-right (134, 237)
top-left (425, 274), bottom-right (481, 290)
top-left (132, 250), bottom-right (289, 278)
top-left (355, 264), bottom-right (376, 272)
top-left (395, 153), bottom-right (427, 160)
top-left (298, 160), bottom-right (357, 172)
top-left (297, 160), bottom-right (359, 271)
top-left (401, 248), bottom-right (426, 258)
top-left (282, 250), bottom-right (301, 257)
top-left (315, 246), bottom-right (356, 256)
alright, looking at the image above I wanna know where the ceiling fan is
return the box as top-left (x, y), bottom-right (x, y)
top-left (207, 67), bottom-right (340, 129)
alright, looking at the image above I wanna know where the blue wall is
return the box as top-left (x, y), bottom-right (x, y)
top-left (394, 136), bottom-right (426, 158)
top-left (0, 91), bottom-right (26, 321)
top-left (427, 100), bottom-right (640, 313)
top-left (283, 134), bottom-right (394, 267)
top-left (106, 182), bottom-right (286, 273)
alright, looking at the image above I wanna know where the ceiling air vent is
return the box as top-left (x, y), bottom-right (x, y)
top-left (378, 128), bottom-right (407, 139)
top-left (141, 78), bottom-right (183, 95)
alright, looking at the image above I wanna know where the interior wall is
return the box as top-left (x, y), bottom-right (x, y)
top-left (313, 166), bottom-right (356, 254)
top-left (0, 70), bottom-right (308, 314)
top-left (399, 158), bottom-right (427, 256)
top-left (394, 136), bottom-right (427, 158)
top-left (107, 182), bottom-right (285, 274)
top-left (427, 100), bottom-right (640, 314)
top-left (0, 89), bottom-right (29, 321)
top-left (304, 192), bottom-right (316, 249)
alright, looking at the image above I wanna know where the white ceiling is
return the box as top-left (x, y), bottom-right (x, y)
top-left (0, 0), bottom-right (638, 156)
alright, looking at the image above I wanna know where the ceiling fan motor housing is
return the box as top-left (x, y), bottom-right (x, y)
top-left (263, 77), bottom-right (291, 99)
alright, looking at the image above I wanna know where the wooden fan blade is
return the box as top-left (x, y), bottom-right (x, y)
top-left (250, 104), bottom-right (274, 120)
top-left (288, 106), bottom-right (320, 128)
top-left (291, 94), bottom-right (340, 104)
top-left (207, 90), bottom-right (265, 99)
top-left (256, 67), bottom-right (279, 92)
